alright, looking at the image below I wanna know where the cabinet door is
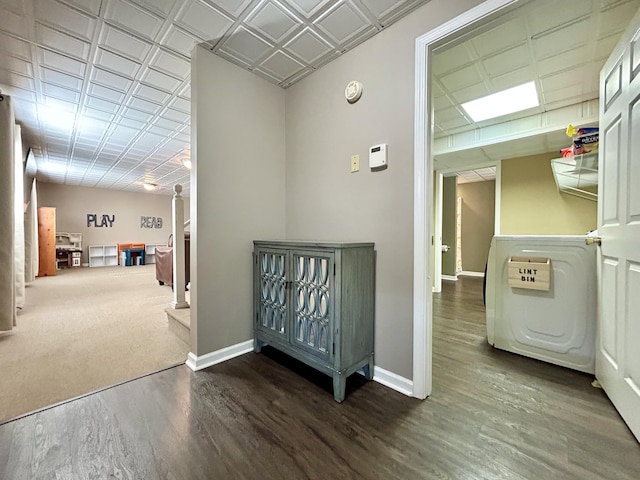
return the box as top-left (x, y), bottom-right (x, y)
top-left (256, 249), bottom-right (289, 340)
top-left (292, 250), bottom-right (334, 361)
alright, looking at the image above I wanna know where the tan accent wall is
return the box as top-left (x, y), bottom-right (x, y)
top-left (458, 180), bottom-right (495, 273)
top-left (501, 153), bottom-right (597, 234)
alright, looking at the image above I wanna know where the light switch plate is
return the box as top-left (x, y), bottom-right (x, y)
top-left (351, 154), bottom-right (360, 172)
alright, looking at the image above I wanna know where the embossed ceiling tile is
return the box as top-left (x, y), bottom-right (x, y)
top-left (288, 0), bottom-right (330, 18)
top-left (103, 0), bottom-right (165, 41)
top-left (594, 34), bottom-right (619, 60)
top-left (174, 1), bottom-right (234, 43)
top-left (42, 83), bottom-right (81, 104)
top-left (532, 20), bottom-right (590, 59)
top-left (280, 67), bottom-right (312, 87)
top-left (35, 23), bottom-right (91, 61)
top-left (178, 83), bottom-right (191, 99)
top-left (141, 67), bottom-right (183, 92)
top-left (38, 47), bottom-right (87, 77)
top-left (527, 0), bottom-right (590, 37)
top-left (482, 44), bottom-right (530, 78)
top-left (284, 27), bottom-right (333, 63)
top-left (87, 83), bottom-right (127, 103)
top-left (316, 1), bottom-right (370, 45)
top-left (91, 67), bottom-right (134, 92)
top-left (206, 0), bottom-right (254, 17)
top-left (40, 67), bottom-right (82, 91)
top-left (154, 116), bottom-right (183, 131)
top-left (451, 83), bottom-right (489, 105)
top-left (359, 0), bottom-right (406, 19)
top-left (162, 107), bottom-right (190, 123)
top-left (169, 96), bottom-right (190, 112)
top-left (491, 66), bottom-right (536, 92)
top-left (108, 124), bottom-right (140, 145)
top-left (118, 116), bottom-right (147, 130)
top-left (537, 47), bottom-right (588, 77)
top-left (0, 7), bottom-right (30, 37)
top-left (246, 0), bottom-right (302, 43)
top-left (127, 96), bottom-right (163, 114)
top-left (149, 48), bottom-right (191, 79)
top-left (0, 71), bottom-right (35, 92)
top-left (598, 1), bottom-right (640, 38)
top-left (35, 0), bottom-right (97, 41)
top-left (85, 95), bottom-right (121, 114)
top-left (161, 25), bottom-right (205, 58)
top-left (99, 23), bottom-right (154, 63)
top-left (0, 0), bottom-right (26, 13)
top-left (147, 124), bottom-right (174, 136)
top-left (252, 67), bottom-right (280, 83)
top-left (0, 30), bottom-right (32, 60)
top-left (95, 48), bottom-right (142, 78)
top-left (215, 48), bottom-right (252, 69)
top-left (0, 52), bottom-right (33, 77)
top-left (433, 43), bottom-right (474, 75)
top-left (82, 106), bottom-right (116, 122)
top-left (122, 107), bottom-right (154, 122)
top-left (133, 83), bottom-right (172, 104)
top-left (259, 50), bottom-right (304, 81)
top-left (59, 0), bottom-right (102, 16)
top-left (440, 64), bottom-right (482, 92)
top-left (471, 19), bottom-right (527, 58)
top-left (129, 0), bottom-right (179, 17)
top-left (219, 25), bottom-right (273, 64)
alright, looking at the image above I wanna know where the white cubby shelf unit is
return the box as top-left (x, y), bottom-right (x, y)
top-left (89, 244), bottom-right (118, 267)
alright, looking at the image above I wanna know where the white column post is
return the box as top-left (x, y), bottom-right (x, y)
top-left (171, 184), bottom-right (188, 309)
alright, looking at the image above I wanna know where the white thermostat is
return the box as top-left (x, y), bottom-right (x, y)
top-left (369, 144), bottom-right (388, 168)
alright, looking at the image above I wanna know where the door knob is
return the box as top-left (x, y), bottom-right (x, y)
top-left (585, 236), bottom-right (602, 246)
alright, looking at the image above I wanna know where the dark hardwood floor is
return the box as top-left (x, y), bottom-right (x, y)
top-left (1, 276), bottom-right (638, 479)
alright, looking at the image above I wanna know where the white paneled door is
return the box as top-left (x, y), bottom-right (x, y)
top-left (597, 6), bottom-right (640, 442)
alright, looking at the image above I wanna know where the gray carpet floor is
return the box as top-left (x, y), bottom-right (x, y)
top-left (0, 264), bottom-right (189, 423)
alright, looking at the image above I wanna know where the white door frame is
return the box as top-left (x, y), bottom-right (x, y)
top-left (433, 160), bottom-right (502, 292)
top-left (412, 0), bottom-right (519, 399)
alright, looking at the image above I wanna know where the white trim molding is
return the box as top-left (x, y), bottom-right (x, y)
top-left (441, 274), bottom-right (458, 281)
top-left (413, 0), bottom-right (519, 400)
top-left (459, 270), bottom-right (485, 277)
top-left (373, 366), bottom-right (414, 397)
top-left (186, 340), bottom-right (254, 371)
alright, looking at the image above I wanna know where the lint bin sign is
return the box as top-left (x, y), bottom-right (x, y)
top-left (507, 256), bottom-right (551, 291)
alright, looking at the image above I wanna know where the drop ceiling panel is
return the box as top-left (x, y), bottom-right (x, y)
top-left (95, 48), bottom-right (142, 78)
top-left (103, 0), bottom-right (165, 41)
top-left (168, 97), bottom-right (190, 113)
top-left (316, 1), bottom-right (369, 45)
top-left (0, 53), bottom-right (33, 77)
top-left (131, 0), bottom-right (179, 17)
top-left (148, 48), bottom-right (191, 79)
top-left (40, 68), bottom-right (82, 90)
top-left (87, 83), bottom-right (127, 103)
top-left (482, 44), bottom-right (530, 77)
top-left (213, 0), bottom-right (255, 17)
top-left (35, 24), bottom-right (91, 61)
top-left (85, 96), bottom-right (121, 114)
top-left (35, 0), bottom-right (97, 41)
top-left (259, 50), bottom-right (304, 80)
top-left (0, 31), bottom-right (30, 59)
top-left (63, 0), bottom-right (102, 16)
top-left (99, 23), bottom-right (154, 62)
top-left (471, 20), bottom-right (527, 57)
top-left (174, 1), bottom-right (234, 42)
top-left (38, 48), bottom-right (87, 77)
top-left (42, 83), bottom-right (81, 103)
top-left (161, 25), bottom-right (205, 58)
top-left (0, 7), bottom-right (30, 37)
top-left (133, 83), bottom-right (171, 103)
top-left (219, 26), bottom-right (273, 64)
top-left (285, 27), bottom-right (333, 63)
top-left (91, 67), bottom-right (134, 92)
top-left (246, 1), bottom-right (302, 43)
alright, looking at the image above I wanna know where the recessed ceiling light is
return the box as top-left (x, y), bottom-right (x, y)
top-left (461, 81), bottom-right (539, 122)
top-left (182, 158), bottom-right (192, 169)
top-left (143, 182), bottom-right (157, 191)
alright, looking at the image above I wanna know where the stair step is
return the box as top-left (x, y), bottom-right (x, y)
top-left (166, 306), bottom-right (190, 345)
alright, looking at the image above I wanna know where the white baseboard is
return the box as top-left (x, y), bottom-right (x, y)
top-left (441, 274), bottom-right (458, 281)
top-left (186, 339), bottom-right (253, 371)
top-left (459, 270), bottom-right (484, 277)
top-left (373, 366), bottom-right (413, 397)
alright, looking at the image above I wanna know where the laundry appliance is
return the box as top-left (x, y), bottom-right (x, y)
top-left (485, 235), bottom-right (597, 374)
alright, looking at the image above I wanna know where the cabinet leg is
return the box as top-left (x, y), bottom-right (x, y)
top-left (333, 372), bottom-right (346, 403)
top-left (254, 337), bottom-right (264, 353)
top-left (363, 356), bottom-right (374, 381)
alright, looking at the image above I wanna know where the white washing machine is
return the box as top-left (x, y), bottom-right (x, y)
top-left (485, 235), bottom-right (597, 374)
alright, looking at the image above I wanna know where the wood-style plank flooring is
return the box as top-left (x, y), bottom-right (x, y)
top-left (1, 276), bottom-right (639, 479)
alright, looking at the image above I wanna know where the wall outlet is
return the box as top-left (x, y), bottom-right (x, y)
top-left (351, 154), bottom-right (360, 173)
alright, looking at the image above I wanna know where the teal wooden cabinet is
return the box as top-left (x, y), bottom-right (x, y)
top-left (253, 241), bottom-right (375, 402)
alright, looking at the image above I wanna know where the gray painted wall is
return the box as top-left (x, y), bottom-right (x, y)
top-left (190, 47), bottom-right (286, 356)
top-left (37, 182), bottom-right (189, 264)
top-left (442, 177), bottom-right (457, 276)
top-left (283, 0), bottom-right (484, 379)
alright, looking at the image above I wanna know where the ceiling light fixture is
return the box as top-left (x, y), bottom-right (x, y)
top-left (461, 81), bottom-right (539, 122)
top-left (182, 158), bottom-right (192, 169)
top-left (143, 182), bottom-right (157, 191)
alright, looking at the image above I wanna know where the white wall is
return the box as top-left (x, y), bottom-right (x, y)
top-left (190, 46), bottom-right (286, 356)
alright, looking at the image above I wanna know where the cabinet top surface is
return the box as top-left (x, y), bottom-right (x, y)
top-left (254, 240), bottom-right (374, 249)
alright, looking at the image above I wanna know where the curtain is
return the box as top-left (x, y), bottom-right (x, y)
top-left (0, 95), bottom-right (15, 332)
top-left (14, 124), bottom-right (25, 314)
top-left (24, 177), bottom-right (39, 284)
